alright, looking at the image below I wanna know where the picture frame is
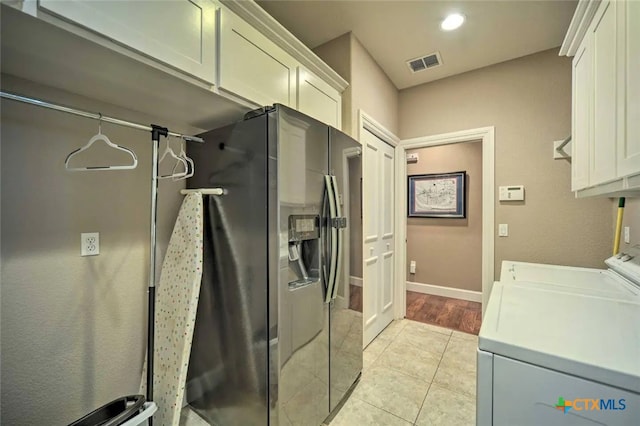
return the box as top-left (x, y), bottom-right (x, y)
top-left (408, 171), bottom-right (466, 218)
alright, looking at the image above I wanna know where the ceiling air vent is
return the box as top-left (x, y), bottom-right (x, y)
top-left (406, 52), bottom-right (442, 73)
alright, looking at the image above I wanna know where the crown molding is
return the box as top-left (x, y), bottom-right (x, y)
top-left (559, 0), bottom-right (601, 57)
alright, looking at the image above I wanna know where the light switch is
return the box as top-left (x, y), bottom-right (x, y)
top-left (624, 227), bottom-right (630, 244)
top-left (499, 224), bottom-right (509, 237)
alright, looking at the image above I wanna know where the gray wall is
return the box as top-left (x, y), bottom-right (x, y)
top-left (1, 78), bottom-right (185, 425)
top-left (400, 48), bottom-right (614, 274)
top-left (314, 32), bottom-right (399, 138)
top-left (406, 142), bottom-right (483, 291)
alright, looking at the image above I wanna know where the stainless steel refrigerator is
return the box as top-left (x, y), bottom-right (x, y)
top-left (185, 104), bottom-right (363, 425)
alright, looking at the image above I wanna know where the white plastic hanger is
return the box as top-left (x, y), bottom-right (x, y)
top-left (171, 138), bottom-right (194, 181)
top-left (65, 115), bottom-right (138, 171)
top-left (158, 136), bottom-right (188, 180)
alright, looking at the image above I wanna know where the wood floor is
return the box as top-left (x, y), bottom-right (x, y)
top-left (406, 291), bottom-right (482, 335)
top-left (349, 286), bottom-right (482, 335)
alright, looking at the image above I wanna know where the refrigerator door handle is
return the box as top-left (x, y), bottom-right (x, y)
top-left (324, 175), bottom-right (338, 303)
top-left (330, 175), bottom-right (343, 301)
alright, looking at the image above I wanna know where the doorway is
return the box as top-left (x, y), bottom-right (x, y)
top-left (405, 141), bottom-right (483, 334)
top-left (396, 127), bottom-right (495, 318)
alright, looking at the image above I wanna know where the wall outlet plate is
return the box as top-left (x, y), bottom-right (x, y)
top-left (498, 224), bottom-right (509, 237)
top-left (624, 226), bottom-right (631, 244)
top-left (81, 232), bottom-right (100, 256)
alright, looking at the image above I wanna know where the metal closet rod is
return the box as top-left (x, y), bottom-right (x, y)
top-left (0, 91), bottom-right (205, 143)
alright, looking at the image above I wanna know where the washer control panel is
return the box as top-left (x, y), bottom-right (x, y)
top-left (606, 244), bottom-right (640, 287)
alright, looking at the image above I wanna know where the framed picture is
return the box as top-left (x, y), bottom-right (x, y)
top-left (408, 171), bottom-right (466, 218)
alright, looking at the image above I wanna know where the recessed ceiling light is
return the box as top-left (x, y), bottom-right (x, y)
top-left (441, 13), bottom-right (465, 31)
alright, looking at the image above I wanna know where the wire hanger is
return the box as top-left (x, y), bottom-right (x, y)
top-left (158, 135), bottom-right (188, 180)
top-left (65, 114), bottom-right (138, 171)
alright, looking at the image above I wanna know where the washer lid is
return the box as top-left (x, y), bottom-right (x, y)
top-left (479, 281), bottom-right (640, 393)
top-left (606, 244), bottom-right (640, 287)
top-left (500, 260), bottom-right (640, 300)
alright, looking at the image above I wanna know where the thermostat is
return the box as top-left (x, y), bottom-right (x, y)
top-left (499, 185), bottom-right (525, 201)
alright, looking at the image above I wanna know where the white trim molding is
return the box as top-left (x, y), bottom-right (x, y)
top-left (350, 276), bottom-right (363, 287)
top-left (357, 110), bottom-right (400, 147)
top-left (399, 126), bottom-right (495, 315)
top-left (406, 281), bottom-right (482, 303)
top-left (559, 0), bottom-right (601, 57)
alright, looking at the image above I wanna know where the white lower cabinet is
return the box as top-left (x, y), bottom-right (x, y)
top-left (296, 66), bottom-right (342, 128)
top-left (38, 0), bottom-right (217, 84)
top-left (218, 6), bottom-right (296, 107)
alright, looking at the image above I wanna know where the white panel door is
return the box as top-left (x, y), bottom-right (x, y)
top-left (39, 0), bottom-right (217, 84)
top-left (362, 129), bottom-right (395, 347)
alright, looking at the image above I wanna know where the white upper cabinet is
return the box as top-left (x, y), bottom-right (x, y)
top-left (572, 38), bottom-right (592, 191)
top-left (561, 0), bottom-right (640, 196)
top-left (590, 0), bottom-right (617, 185)
top-left (619, 0), bottom-right (640, 177)
top-left (218, 6), bottom-right (297, 107)
top-left (7, 0), bottom-right (348, 130)
top-left (38, 0), bottom-right (217, 84)
top-left (296, 66), bottom-right (342, 128)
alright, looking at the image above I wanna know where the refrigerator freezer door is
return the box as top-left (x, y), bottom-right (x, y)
top-left (277, 106), bottom-right (331, 426)
top-left (328, 128), bottom-right (363, 412)
top-left (185, 115), bottom-right (271, 425)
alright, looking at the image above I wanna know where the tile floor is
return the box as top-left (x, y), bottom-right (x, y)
top-left (331, 319), bottom-right (477, 426)
top-left (181, 319), bottom-right (478, 425)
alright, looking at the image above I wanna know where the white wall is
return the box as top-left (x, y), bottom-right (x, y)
top-left (0, 77), bottom-right (185, 425)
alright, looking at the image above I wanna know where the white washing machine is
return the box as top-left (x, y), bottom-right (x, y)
top-left (477, 245), bottom-right (640, 425)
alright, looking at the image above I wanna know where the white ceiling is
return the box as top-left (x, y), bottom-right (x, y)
top-left (257, 0), bottom-right (577, 90)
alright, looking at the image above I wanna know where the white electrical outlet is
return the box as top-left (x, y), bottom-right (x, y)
top-left (81, 232), bottom-right (100, 256)
top-left (499, 224), bottom-right (509, 237)
top-left (410, 260), bottom-right (416, 274)
top-left (624, 226), bottom-right (631, 244)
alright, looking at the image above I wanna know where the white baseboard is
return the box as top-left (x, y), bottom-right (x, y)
top-left (406, 281), bottom-right (482, 303)
top-left (350, 276), bottom-right (363, 287)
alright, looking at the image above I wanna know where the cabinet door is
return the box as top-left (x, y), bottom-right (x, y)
top-left (218, 7), bottom-right (296, 107)
top-left (572, 38), bottom-right (592, 191)
top-left (590, 0), bottom-right (618, 185)
top-left (296, 67), bottom-right (342, 128)
top-left (619, 0), bottom-right (640, 177)
top-left (39, 0), bottom-right (217, 84)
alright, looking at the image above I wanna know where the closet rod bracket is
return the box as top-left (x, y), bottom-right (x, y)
top-left (150, 124), bottom-right (168, 141)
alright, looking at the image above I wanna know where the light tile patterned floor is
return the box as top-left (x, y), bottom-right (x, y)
top-left (331, 319), bottom-right (477, 426)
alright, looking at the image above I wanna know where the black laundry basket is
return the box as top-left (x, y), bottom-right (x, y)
top-left (69, 395), bottom-right (145, 426)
